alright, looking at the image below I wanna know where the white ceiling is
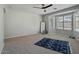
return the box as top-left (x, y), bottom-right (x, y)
top-left (7, 4), bottom-right (77, 15)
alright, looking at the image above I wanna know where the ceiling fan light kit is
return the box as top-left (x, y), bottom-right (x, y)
top-left (44, 10), bottom-right (46, 12)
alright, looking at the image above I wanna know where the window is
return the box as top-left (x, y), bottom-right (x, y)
top-left (75, 16), bottom-right (79, 31)
top-left (64, 15), bottom-right (72, 30)
top-left (56, 16), bottom-right (63, 29)
top-left (56, 14), bottom-right (72, 30)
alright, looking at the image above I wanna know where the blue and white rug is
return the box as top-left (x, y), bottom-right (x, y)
top-left (34, 38), bottom-right (71, 54)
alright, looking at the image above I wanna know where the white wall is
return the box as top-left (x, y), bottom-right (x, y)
top-left (0, 5), bottom-right (4, 53)
top-left (5, 9), bottom-right (41, 39)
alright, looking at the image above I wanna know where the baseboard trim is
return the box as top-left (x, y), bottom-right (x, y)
top-left (5, 33), bottom-right (40, 39)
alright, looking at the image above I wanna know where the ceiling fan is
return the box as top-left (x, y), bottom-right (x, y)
top-left (33, 4), bottom-right (53, 12)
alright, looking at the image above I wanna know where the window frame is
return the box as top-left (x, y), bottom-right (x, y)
top-left (55, 12), bottom-right (73, 31)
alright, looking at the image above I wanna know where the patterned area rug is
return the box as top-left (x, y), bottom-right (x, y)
top-left (34, 38), bottom-right (71, 54)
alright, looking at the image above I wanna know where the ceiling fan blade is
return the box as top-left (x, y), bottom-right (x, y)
top-left (42, 4), bottom-right (53, 9)
top-left (33, 4), bottom-right (53, 10)
top-left (33, 7), bottom-right (42, 9)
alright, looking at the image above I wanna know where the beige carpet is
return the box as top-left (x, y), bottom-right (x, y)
top-left (1, 33), bottom-right (79, 54)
